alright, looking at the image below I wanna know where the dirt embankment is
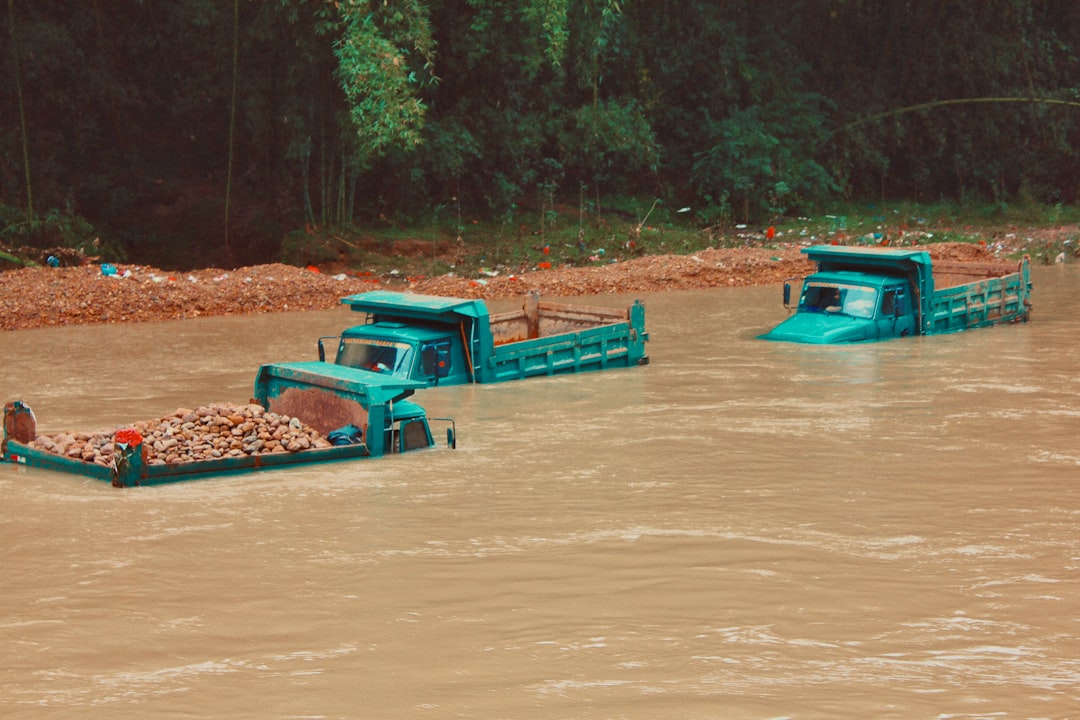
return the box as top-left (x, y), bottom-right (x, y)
top-left (0, 233), bottom-right (1064, 332)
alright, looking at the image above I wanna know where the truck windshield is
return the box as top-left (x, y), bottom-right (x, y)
top-left (336, 339), bottom-right (413, 375)
top-left (800, 283), bottom-right (878, 319)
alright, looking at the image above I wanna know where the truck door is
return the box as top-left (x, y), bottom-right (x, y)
top-left (398, 419), bottom-right (434, 452)
top-left (878, 286), bottom-right (916, 339)
top-left (419, 340), bottom-right (452, 384)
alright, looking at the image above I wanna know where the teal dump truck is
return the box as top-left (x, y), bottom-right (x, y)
top-left (319, 290), bottom-right (649, 385)
top-left (761, 245), bottom-right (1032, 344)
top-left (2, 363), bottom-right (454, 487)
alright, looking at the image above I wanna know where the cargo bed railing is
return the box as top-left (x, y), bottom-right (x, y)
top-left (490, 296), bottom-right (632, 345)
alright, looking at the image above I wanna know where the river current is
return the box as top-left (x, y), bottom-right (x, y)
top-left (2, 265), bottom-right (1078, 719)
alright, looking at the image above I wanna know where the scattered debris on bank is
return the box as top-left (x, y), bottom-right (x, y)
top-left (0, 228), bottom-right (1073, 332)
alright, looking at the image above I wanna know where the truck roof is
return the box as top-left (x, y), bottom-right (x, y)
top-left (804, 271), bottom-right (906, 289)
top-left (341, 290), bottom-right (488, 322)
top-left (342, 323), bottom-right (451, 342)
top-left (802, 245), bottom-right (933, 276)
top-left (802, 245), bottom-right (932, 262)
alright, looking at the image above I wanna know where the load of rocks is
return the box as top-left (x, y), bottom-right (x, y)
top-left (28, 402), bottom-right (332, 467)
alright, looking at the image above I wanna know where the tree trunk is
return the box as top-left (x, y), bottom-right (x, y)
top-left (7, 0), bottom-right (34, 223)
top-left (224, 0), bottom-right (240, 265)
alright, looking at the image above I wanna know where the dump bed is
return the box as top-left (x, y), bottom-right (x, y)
top-left (485, 295), bottom-right (649, 382)
top-left (2, 429), bottom-right (375, 487)
top-left (488, 296), bottom-right (635, 343)
top-left (2, 398), bottom-right (375, 487)
top-left (925, 257), bottom-right (1032, 333)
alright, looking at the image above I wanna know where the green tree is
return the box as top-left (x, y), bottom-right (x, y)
top-left (2, 0), bottom-right (1079, 270)
top-left (5, 0), bottom-right (32, 225)
top-left (821, 0), bottom-right (1080, 203)
top-left (335, 2), bottom-right (435, 161)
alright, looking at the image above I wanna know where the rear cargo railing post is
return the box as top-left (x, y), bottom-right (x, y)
top-left (525, 292), bottom-right (540, 339)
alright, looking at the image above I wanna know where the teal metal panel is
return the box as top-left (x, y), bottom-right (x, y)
top-left (487, 324), bottom-right (637, 382)
top-left (3, 438), bottom-right (118, 482)
top-left (3, 437), bottom-right (376, 487)
top-left (339, 290), bottom-right (494, 385)
top-left (927, 262), bottom-right (1032, 334)
top-left (340, 290), bottom-right (489, 322)
top-left (628, 299), bottom-right (649, 363)
top-left (253, 361), bottom-right (425, 406)
top-left (802, 246), bottom-right (934, 330)
top-left (252, 361), bottom-right (431, 458)
top-left (803, 245), bottom-right (933, 265)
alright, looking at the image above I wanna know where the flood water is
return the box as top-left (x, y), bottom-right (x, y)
top-left (2, 265), bottom-right (1079, 719)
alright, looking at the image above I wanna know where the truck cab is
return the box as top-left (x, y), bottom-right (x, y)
top-left (317, 291), bottom-right (490, 386)
top-left (764, 271), bottom-right (918, 343)
top-left (330, 324), bottom-right (469, 386)
top-left (388, 397), bottom-right (443, 452)
top-left (253, 361), bottom-right (455, 457)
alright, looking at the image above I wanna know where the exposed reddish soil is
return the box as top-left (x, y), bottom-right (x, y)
top-left (1, 228), bottom-right (1073, 332)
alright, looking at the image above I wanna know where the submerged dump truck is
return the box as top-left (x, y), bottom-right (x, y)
top-left (318, 290), bottom-right (649, 386)
top-left (761, 245), bottom-right (1032, 344)
top-left (2, 363), bottom-right (454, 487)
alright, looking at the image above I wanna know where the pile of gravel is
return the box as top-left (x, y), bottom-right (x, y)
top-left (28, 402), bottom-right (331, 467)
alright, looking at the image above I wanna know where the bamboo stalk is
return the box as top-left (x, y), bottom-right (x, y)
top-left (837, 96), bottom-right (1080, 136)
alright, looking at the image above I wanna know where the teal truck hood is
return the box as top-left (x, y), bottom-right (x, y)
top-left (760, 312), bottom-right (875, 344)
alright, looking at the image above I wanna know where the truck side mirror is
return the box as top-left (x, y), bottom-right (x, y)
top-left (447, 427), bottom-right (456, 449)
top-left (783, 282), bottom-right (792, 308)
top-left (316, 336), bottom-right (339, 362)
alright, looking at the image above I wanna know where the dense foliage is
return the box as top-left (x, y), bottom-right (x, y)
top-left (2, 0), bottom-right (1078, 267)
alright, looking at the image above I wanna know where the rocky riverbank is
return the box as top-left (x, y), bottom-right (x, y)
top-left (1, 228), bottom-right (1073, 332)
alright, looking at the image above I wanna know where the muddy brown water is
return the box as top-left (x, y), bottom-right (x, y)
top-left (2, 266), bottom-right (1079, 719)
